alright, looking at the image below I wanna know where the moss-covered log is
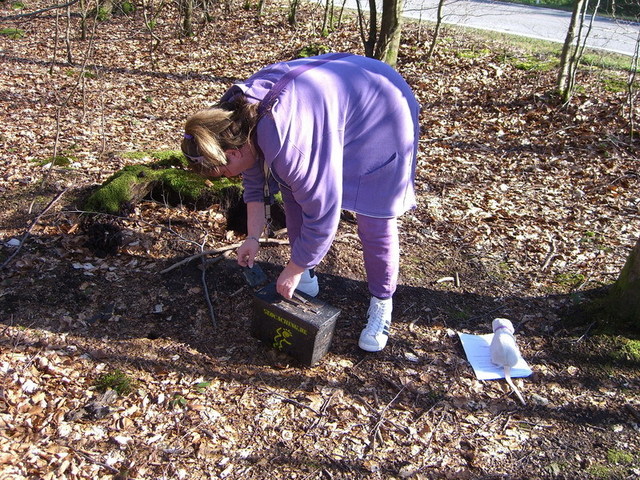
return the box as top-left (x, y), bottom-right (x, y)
top-left (84, 151), bottom-right (242, 214)
top-left (605, 237), bottom-right (640, 332)
top-left (83, 150), bottom-right (285, 233)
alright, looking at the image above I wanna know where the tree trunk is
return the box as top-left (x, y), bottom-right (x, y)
top-left (606, 237), bottom-right (640, 331)
top-left (356, 0), bottom-right (377, 58)
top-left (558, 0), bottom-right (586, 100)
top-left (288, 0), bottom-right (299, 26)
top-left (181, 0), bottom-right (194, 37)
top-left (427, 0), bottom-right (446, 61)
top-left (374, 0), bottom-right (402, 67)
top-left (557, 0), bottom-right (600, 103)
top-left (356, 0), bottom-right (402, 65)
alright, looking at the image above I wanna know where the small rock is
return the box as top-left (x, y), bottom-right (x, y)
top-left (530, 393), bottom-right (549, 406)
top-left (21, 379), bottom-right (38, 394)
top-left (112, 435), bottom-right (132, 446)
top-left (404, 352), bottom-right (419, 363)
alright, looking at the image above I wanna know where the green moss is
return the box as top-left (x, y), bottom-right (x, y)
top-left (149, 150), bottom-right (190, 168)
top-left (298, 44), bottom-right (331, 58)
top-left (94, 369), bottom-right (135, 396)
top-left (603, 77), bottom-right (629, 93)
top-left (606, 448), bottom-right (634, 465)
top-left (614, 338), bottom-right (640, 363)
top-left (161, 168), bottom-right (208, 199)
top-left (587, 464), bottom-right (615, 478)
top-left (40, 154), bottom-right (77, 167)
top-left (121, 150), bottom-right (189, 168)
top-left (96, 6), bottom-right (111, 21)
top-left (84, 165), bottom-right (149, 213)
top-left (120, 0), bottom-right (135, 14)
top-left (456, 48), bottom-right (491, 59)
top-left (512, 56), bottom-right (556, 72)
top-left (587, 448), bottom-right (637, 479)
top-left (448, 308), bottom-right (470, 321)
top-left (84, 155), bottom-right (244, 214)
top-left (0, 28), bottom-right (25, 39)
top-left (554, 272), bottom-right (585, 288)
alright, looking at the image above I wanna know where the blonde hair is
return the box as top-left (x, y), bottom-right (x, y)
top-left (182, 95), bottom-right (259, 169)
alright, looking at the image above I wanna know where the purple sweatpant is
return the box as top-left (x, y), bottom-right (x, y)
top-left (280, 189), bottom-right (399, 299)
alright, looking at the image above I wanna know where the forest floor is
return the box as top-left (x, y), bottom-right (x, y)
top-left (1, 1), bottom-right (640, 479)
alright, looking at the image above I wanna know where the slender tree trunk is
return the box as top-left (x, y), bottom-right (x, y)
top-left (355, 0), bottom-right (376, 58)
top-left (427, 0), bottom-right (446, 61)
top-left (366, 0), bottom-right (377, 58)
top-left (181, 0), bottom-right (193, 37)
top-left (80, 0), bottom-right (87, 40)
top-left (322, 0), bottom-right (334, 36)
top-left (375, 0), bottom-right (402, 67)
top-left (627, 30), bottom-right (640, 138)
top-left (288, 0), bottom-right (299, 26)
top-left (557, 0), bottom-right (600, 103)
top-left (355, 0), bottom-right (403, 65)
top-left (65, 5), bottom-right (73, 63)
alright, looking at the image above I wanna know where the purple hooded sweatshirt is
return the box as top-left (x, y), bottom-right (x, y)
top-left (220, 53), bottom-right (420, 270)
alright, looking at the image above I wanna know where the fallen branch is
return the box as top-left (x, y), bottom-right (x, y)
top-left (0, 0), bottom-right (80, 21)
top-left (67, 446), bottom-right (119, 474)
top-left (541, 238), bottom-right (559, 271)
top-left (160, 237), bottom-right (289, 274)
top-left (306, 389), bottom-right (338, 433)
top-left (1, 189), bottom-right (68, 271)
top-left (369, 385), bottom-right (406, 452)
top-left (198, 236), bottom-right (221, 328)
top-left (256, 379), bottom-right (320, 415)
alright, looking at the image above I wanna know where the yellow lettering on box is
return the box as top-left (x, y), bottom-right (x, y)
top-left (263, 308), bottom-right (308, 336)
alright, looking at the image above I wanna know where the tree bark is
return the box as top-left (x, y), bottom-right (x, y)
top-left (607, 237), bottom-right (640, 330)
top-left (558, 0), bottom-right (586, 100)
top-left (181, 0), bottom-right (194, 37)
top-left (374, 0), bottom-right (402, 67)
top-left (427, 0), bottom-right (446, 61)
top-left (557, 0), bottom-right (600, 103)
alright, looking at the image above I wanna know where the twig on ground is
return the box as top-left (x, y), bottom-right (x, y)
top-left (0, 189), bottom-right (68, 271)
top-left (541, 238), bottom-right (559, 271)
top-left (306, 389), bottom-right (338, 433)
top-left (198, 235), bottom-right (217, 327)
top-left (573, 321), bottom-right (596, 343)
top-left (256, 383), bottom-right (320, 415)
top-left (423, 409), bottom-right (447, 453)
top-left (160, 242), bottom-right (243, 273)
top-left (334, 232), bottom-right (360, 243)
top-left (369, 385), bottom-right (406, 452)
top-left (159, 237), bottom-right (289, 274)
top-left (0, 0), bottom-right (80, 21)
top-left (68, 446), bottom-right (120, 474)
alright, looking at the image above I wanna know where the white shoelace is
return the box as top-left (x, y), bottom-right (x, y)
top-left (365, 302), bottom-right (391, 334)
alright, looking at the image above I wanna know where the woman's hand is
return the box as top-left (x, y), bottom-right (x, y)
top-left (238, 202), bottom-right (266, 267)
top-left (237, 237), bottom-right (260, 267)
top-left (277, 261), bottom-right (305, 299)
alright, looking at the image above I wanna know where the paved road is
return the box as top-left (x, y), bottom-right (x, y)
top-left (340, 0), bottom-right (640, 56)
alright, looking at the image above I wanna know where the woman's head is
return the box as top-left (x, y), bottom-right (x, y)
top-left (181, 95), bottom-right (259, 175)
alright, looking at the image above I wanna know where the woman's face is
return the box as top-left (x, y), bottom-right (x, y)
top-left (222, 143), bottom-right (257, 177)
top-left (196, 143), bottom-right (256, 178)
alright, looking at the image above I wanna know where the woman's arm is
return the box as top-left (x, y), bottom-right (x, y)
top-left (237, 201), bottom-right (265, 268)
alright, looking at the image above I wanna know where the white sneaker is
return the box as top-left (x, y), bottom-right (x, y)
top-left (296, 269), bottom-right (319, 297)
top-left (358, 297), bottom-right (392, 352)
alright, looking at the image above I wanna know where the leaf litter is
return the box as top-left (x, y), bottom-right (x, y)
top-left (1, 1), bottom-right (640, 479)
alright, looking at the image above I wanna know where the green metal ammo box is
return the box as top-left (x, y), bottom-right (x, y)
top-left (251, 282), bottom-right (340, 366)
